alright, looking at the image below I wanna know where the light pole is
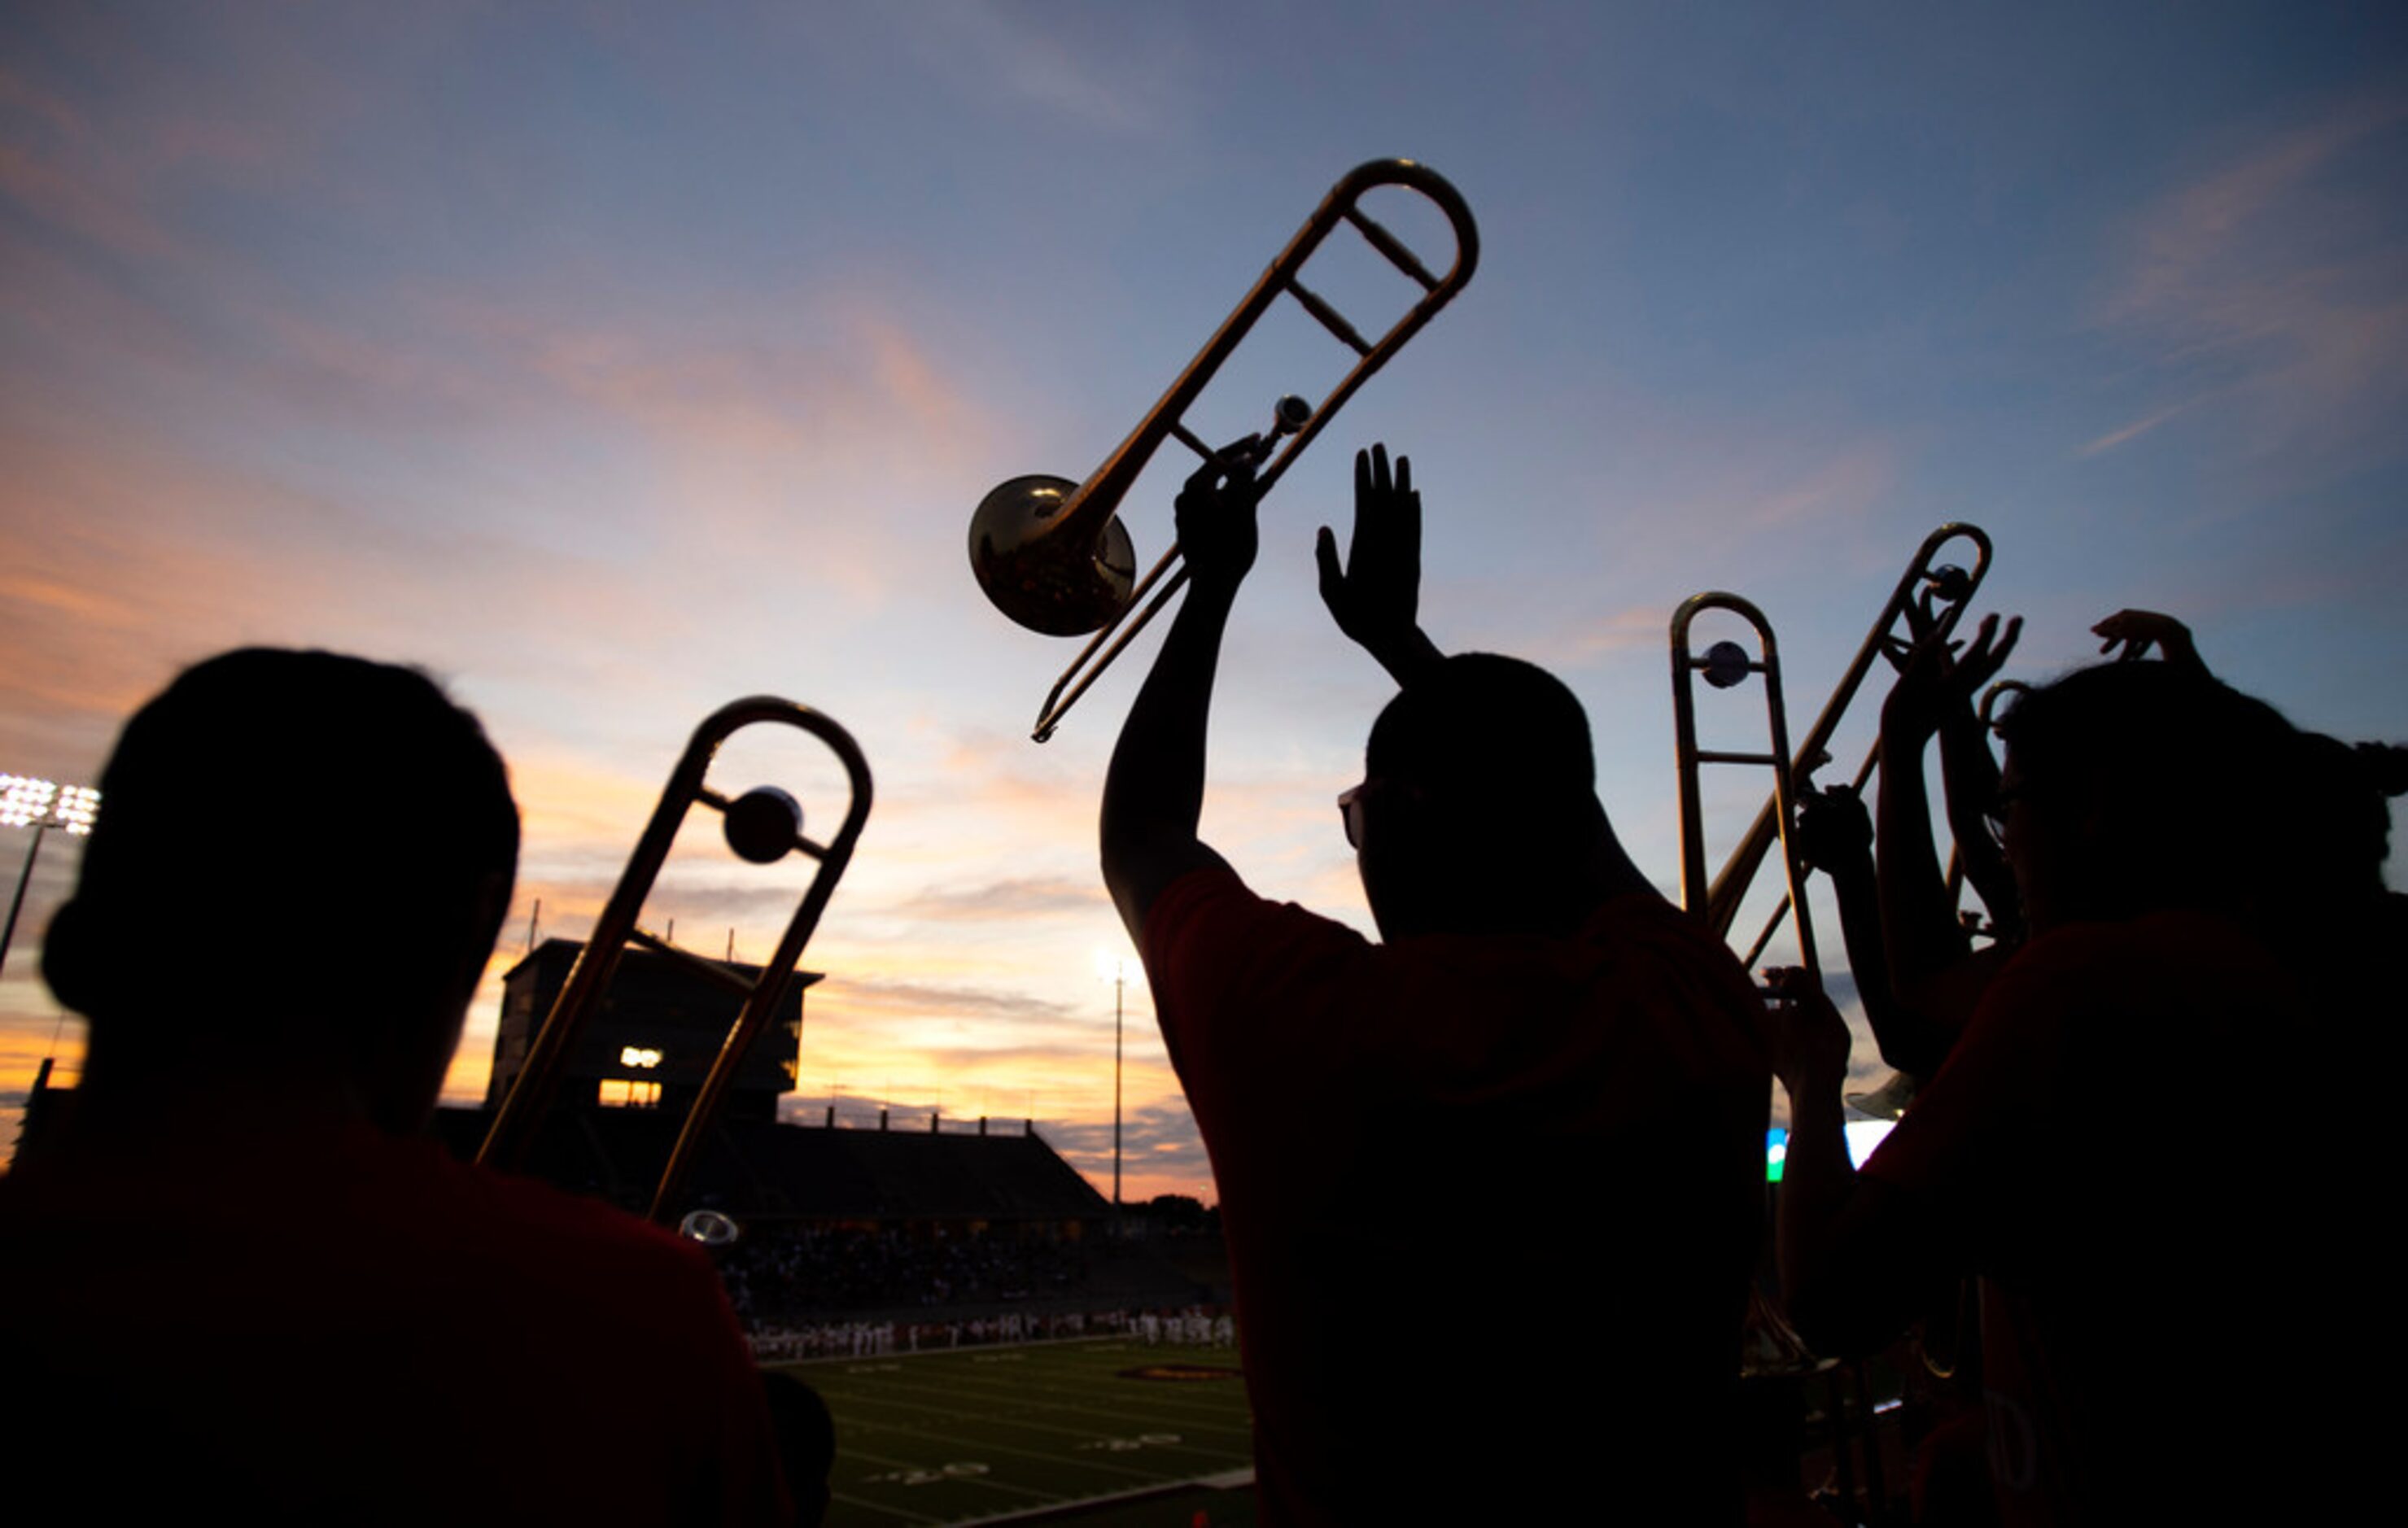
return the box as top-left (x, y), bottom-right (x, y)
top-left (1096, 952), bottom-right (1133, 1238)
top-left (0, 775), bottom-right (100, 984)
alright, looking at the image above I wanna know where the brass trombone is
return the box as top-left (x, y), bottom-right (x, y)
top-left (969, 158), bottom-right (1479, 741)
top-left (1670, 594), bottom-right (1821, 983)
top-left (1704, 524), bottom-right (1992, 967)
top-left (478, 696), bottom-right (872, 1225)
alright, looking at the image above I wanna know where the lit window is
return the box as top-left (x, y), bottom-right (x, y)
top-left (599, 1079), bottom-right (662, 1108)
top-left (619, 1046), bottom-right (662, 1069)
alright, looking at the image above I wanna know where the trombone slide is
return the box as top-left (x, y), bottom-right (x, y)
top-left (477, 696), bottom-right (872, 1225)
top-left (1705, 523), bottom-right (1992, 944)
top-left (1671, 593), bottom-right (1821, 984)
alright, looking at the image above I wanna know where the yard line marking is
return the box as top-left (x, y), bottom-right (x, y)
top-left (840, 1418), bottom-right (1252, 1473)
top-left (843, 1447), bottom-right (1051, 1494)
top-left (833, 1420), bottom-right (1176, 1483)
top-left (825, 1489), bottom-right (944, 1525)
top-left (946, 1466), bottom-right (1260, 1527)
top-left (853, 1467), bottom-right (1056, 1503)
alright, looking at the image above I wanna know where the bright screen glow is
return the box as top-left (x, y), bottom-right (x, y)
top-left (1766, 1120), bottom-right (1900, 1181)
top-left (1844, 1120), bottom-right (1896, 1167)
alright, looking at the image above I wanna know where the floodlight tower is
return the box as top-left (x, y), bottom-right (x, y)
top-left (1096, 951), bottom-right (1134, 1238)
top-left (0, 775), bottom-right (100, 983)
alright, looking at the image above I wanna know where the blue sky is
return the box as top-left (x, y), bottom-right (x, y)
top-left (3, 2), bottom-right (2401, 1197)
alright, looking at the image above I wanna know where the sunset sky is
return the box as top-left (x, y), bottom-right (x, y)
top-left (3, 3), bottom-right (2402, 1202)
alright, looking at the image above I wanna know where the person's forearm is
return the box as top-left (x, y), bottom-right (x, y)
top-left (1935, 709), bottom-right (1999, 851)
top-left (1877, 724), bottom-right (1972, 1000)
top-left (1100, 579), bottom-right (1238, 916)
top-left (1937, 710), bottom-right (2022, 944)
top-left (1827, 862), bottom-right (1944, 1076)
top-left (1367, 624), bottom-right (1444, 689)
top-left (1777, 1080), bottom-right (1858, 1342)
top-left (2160, 626), bottom-right (2206, 678)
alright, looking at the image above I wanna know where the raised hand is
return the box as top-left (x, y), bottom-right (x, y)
top-left (1317, 443), bottom-right (1443, 685)
top-left (1762, 966), bottom-right (1851, 1097)
top-left (1173, 452), bottom-right (1260, 598)
top-left (1881, 610), bottom-right (2021, 744)
top-left (1792, 781), bottom-right (1874, 880)
top-left (2092, 609), bottom-right (2204, 675)
top-left (1950, 613), bottom-right (2022, 699)
top-left (1318, 443), bottom-right (1420, 647)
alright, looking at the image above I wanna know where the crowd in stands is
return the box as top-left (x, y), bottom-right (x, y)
top-left (745, 1305), bottom-right (1235, 1362)
top-left (715, 1225), bottom-right (1090, 1321)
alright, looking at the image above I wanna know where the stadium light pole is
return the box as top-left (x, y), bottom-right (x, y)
top-left (1096, 952), bottom-right (1133, 1239)
top-left (0, 775), bottom-right (100, 986)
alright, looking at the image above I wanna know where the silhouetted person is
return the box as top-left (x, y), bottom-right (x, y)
top-left (1873, 608), bottom-right (2025, 1074)
top-left (0, 649), bottom-right (788, 1526)
top-left (759, 1371), bottom-right (837, 1528)
top-left (1102, 447), bottom-right (1768, 1524)
top-left (1770, 660), bottom-right (2377, 1526)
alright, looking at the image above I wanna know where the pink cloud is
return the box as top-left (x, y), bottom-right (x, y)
top-left (2076, 403), bottom-right (2188, 458)
top-left (2096, 90), bottom-right (2408, 478)
top-left (1510, 602), bottom-right (1680, 672)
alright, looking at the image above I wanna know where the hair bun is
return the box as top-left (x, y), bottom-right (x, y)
top-left (2355, 740), bottom-right (2408, 798)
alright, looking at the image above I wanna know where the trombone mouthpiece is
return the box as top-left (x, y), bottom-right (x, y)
top-left (1220, 397), bottom-right (1314, 473)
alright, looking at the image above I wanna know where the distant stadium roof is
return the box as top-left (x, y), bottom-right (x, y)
top-left (429, 1107), bottom-right (1110, 1224)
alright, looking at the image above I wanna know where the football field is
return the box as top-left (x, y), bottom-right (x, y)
top-left (787, 1338), bottom-right (1257, 1526)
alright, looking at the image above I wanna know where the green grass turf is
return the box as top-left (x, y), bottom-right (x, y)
top-left (780, 1337), bottom-right (1256, 1526)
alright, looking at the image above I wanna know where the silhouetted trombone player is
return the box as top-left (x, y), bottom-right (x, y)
top-left (1103, 446), bottom-right (1770, 1523)
top-left (1769, 648), bottom-right (2392, 1526)
top-left (0, 649), bottom-right (789, 1526)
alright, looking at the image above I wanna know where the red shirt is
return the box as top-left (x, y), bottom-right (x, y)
top-left (1860, 911), bottom-right (2366, 1526)
top-left (0, 1116), bottom-right (789, 1526)
top-left (1147, 867), bottom-right (1769, 1524)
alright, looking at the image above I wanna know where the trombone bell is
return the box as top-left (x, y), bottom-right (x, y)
top-left (969, 474), bottom-right (1138, 638)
